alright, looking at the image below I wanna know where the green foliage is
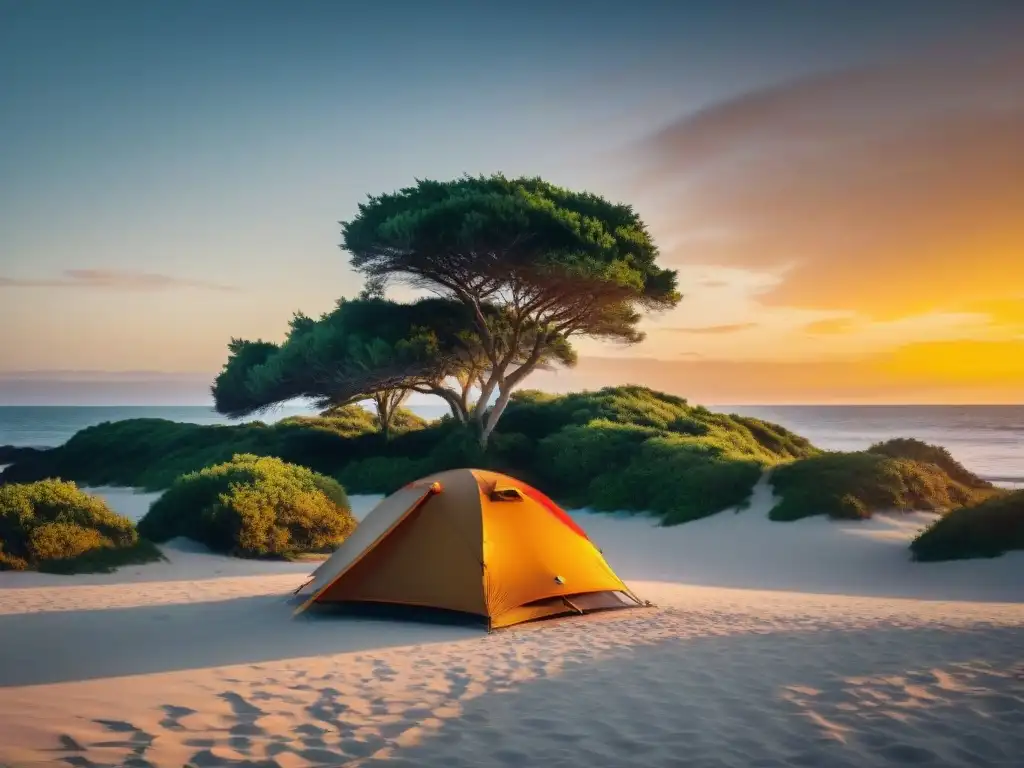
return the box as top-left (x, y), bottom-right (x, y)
top-left (335, 423), bottom-right (496, 495)
top-left (0, 407), bottom-right (434, 491)
top-left (587, 437), bottom-right (764, 525)
top-left (0, 445), bottom-right (45, 466)
top-left (11, 387), bottom-right (993, 534)
top-left (867, 438), bottom-right (994, 489)
top-left (337, 456), bottom-right (437, 496)
top-left (212, 291), bottom-right (583, 447)
top-left (0, 480), bottom-right (161, 573)
top-left (729, 415), bottom-right (819, 460)
top-left (212, 297), bottom-right (481, 432)
top-left (287, 404), bottom-right (427, 438)
top-left (1, 418), bottom-right (284, 491)
top-left (138, 454), bottom-right (356, 558)
top-left (342, 175), bottom-right (681, 445)
top-left (536, 421), bottom-right (657, 503)
top-left (507, 386), bottom-right (817, 524)
top-left (2, 387), bottom-right (817, 527)
top-left (342, 175), bottom-right (680, 326)
top-left (910, 490), bottom-right (1024, 561)
top-left (768, 450), bottom-right (999, 521)
top-left (210, 339), bottom-right (281, 418)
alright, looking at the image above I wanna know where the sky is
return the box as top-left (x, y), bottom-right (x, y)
top-left (1, 0), bottom-right (1022, 405)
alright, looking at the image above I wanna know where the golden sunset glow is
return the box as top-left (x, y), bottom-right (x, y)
top-left (585, 28), bottom-right (1024, 403)
top-left (1, 5), bottom-right (1021, 405)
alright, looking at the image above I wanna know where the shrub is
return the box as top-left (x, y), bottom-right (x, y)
top-left (0, 479), bottom-right (162, 573)
top-left (0, 406), bottom-right (437, 491)
top-left (730, 415), bottom-right (818, 460)
top-left (535, 421), bottom-right (658, 505)
top-left (27, 387), bottom-right (1007, 531)
top-left (867, 438), bottom-right (993, 490)
top-left (587, 436), bottom-right (764, 524)
top-left (0, 386), bottom-right (824, 527)
top-left (138, 454), bottom-right (357, 558)
top-left (337, 456), bottom-right (437, 495)
top-left (768, 450), bottom-right (999, 521)
top-left (288, 404), bottom-right (429, 439)
top-left (910, 490), bottom-right (1024, 561)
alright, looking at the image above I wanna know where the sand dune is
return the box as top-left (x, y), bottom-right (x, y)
top-left (1, 479), bottom-right (1022, 767)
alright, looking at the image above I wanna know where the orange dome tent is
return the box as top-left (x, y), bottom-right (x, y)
top-left (293, 468), bottom-right (644, 629)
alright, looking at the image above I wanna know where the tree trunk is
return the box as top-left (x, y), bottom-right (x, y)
top-left (471, 373), bottom-right (500, 430)
top-left (475, 341), bottom-right (551, 448)
top-left (457, 376), bottom-right (473, 421)
top-left (447, 401), bottom-right (467, 423)
top-left (478, 386), bottom-right (514, 449)
top-left (373, 392), bottom-right (392, 440)
top-left (373, 388), bottom-right (409, 440)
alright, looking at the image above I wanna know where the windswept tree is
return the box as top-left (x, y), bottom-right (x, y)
top-left (212, 294), bottom-right (574, 438)
top-left (213, 298), bottom-right (462, 437)
top-left (341, 174), bottom-right (680, 445)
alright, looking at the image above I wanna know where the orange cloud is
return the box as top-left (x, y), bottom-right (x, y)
top-left (0, 269), bottom-right (237, 292)
top-left (636, 19), bottom-right (1024, 323)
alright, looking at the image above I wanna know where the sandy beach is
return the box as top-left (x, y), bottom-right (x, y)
top-left (1, 479), bottom-right (1022, 767)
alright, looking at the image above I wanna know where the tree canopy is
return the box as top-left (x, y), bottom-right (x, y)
top-left (341, 174), bottom-right (680, 444)
top-left (213, 298), bottom-right (465, 435)
top-left (212, 294), bottom-right (576, 437)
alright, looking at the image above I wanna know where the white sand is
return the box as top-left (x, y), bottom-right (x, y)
top-left (1, 478), bottom-right (1022, 767)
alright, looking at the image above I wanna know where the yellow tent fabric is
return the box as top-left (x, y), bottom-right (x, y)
top-left (294, 468), bottom-right (643, 629)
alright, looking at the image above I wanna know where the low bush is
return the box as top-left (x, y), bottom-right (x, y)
top-left (768, 450), bottom-right (1000, 521)
top-left (867, 438), bottom-right (994, 489)
top-left (283, 403), bottom-right (428, 439)
top-left (910, 490), bottom-right (1024, 561)
top-left (520, 389), bottom-right (811, 524)
top-left (0, 387), bottom-right (823, 526)
top-left (11, 387), bottom-right (994, 531)
top-left (337, 456), bottom-right (437, 495)
top-left (0, 405), bottom-right (433, 492)
top-left (138, 454), bottom-right (357, 558)
top-left (0, 479), bottom-right (162, 573)
top-left (0, 445), bottom-right (46, 465)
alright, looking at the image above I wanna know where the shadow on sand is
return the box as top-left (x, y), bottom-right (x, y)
top-left (0, 595), bottom-right (481, 688)
top-left (6, 611), bottom-right (1023, 768)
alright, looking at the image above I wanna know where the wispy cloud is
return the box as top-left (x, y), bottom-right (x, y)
top-left (670, 323), bottom-right (759, 335)
top-left (696, 278), bottom-right (731, 289)
top-left (0, 269), bottom-right (238, 292)
top-left (635, 16), bottom-right (1024, 321)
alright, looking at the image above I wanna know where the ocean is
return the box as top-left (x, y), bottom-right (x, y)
top-left (0, 404), bottom-right (1021, 488)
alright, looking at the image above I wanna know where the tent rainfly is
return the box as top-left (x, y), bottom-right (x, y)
top-left (293, 468), bottom-right (644, 629)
